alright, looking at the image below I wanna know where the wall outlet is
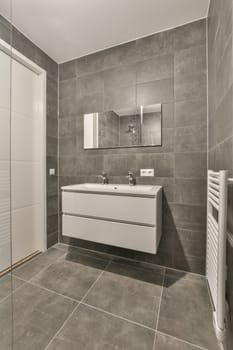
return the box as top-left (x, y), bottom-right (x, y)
top-left (49, 168), bottom-right (56, 176)
top-left (140, 169), bottom-right (154, 177)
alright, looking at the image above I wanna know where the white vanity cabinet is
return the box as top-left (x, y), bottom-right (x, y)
top-left (61, 184), bottom-right (162, 254)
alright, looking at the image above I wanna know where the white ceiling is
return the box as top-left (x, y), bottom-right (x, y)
top-left (0, 0), bottom-right (210, 63)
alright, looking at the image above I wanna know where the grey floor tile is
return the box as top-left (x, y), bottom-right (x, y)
top-left (13, 248), bottom-right (65, 281)
top-left (154, 332), bottom-right (201, 350)
top-left (31, 257), bottom-right (105, 300)
top-left (0, 275), bottom-right (24, 302)
top-left (43, 247), bottom-right (65, 259)
top-left (52, 243), bottom-right (70, 252)
top-left (63, 246), bottom-right (111, 268)
top-left (84, 260), bottom-right (164, 328)
top-left (48, 304), bottom-right (155, 350)
top-left (157, 269), bottom-right (219, 350)
top-left (0, 298), bottom-right (13, 350)
top-left (0, 283), bottom-right (77, 350)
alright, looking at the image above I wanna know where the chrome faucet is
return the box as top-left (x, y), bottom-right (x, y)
top-left (98, 171), bottom-right (109, 184)
top-left (126, 171), bottom-right (136, 186)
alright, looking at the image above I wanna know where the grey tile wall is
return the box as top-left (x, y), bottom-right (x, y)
top-left (59, 19), bottom-right (207, 275)
top-left (208, 1), bottom-right (233, 348)
top-left (0, 15), bottom-right (59, 248)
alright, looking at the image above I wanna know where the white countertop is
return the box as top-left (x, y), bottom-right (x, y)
top-left (61, 183), bottom-right (162, 197)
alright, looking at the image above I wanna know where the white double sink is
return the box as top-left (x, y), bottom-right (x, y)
top-left (61, 183), bottom-right (162, 254)
top-left (61, 183), bottom-right (158, 196)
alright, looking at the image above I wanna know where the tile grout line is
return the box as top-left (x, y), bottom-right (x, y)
top-left (153, 270), bottom-right (210, 350)
top-left (18, 270), bottom-right (161, 334)
top-left (152, 267), bottom-right (166, 350)
top-left (17, 265), bottom-right (160, 333)
top-left (44, 258), bottom-right (113, 350)
top-left (13, 250), bottom-right (69, 283)
top-left (156, 331), bottom-right (209, 350)
top-left (0, 278), bottom-right (27, 305)
top-left (23, 278), bottom-right (79, 304)
top-left (53, 243), bottom-right (206, 279)
top-left (3, 250), bottom-right (211, 350)
top-left (81, 302), bottom-right (156, 333)
top-left (12, 247), bottom-right (66, 275)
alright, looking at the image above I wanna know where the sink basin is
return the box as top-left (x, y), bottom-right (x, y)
top-left (61, 183), bottom-right (161, 197)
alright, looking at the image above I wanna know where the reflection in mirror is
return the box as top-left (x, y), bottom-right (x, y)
top-left (83, 104), bottom-right (162, 149)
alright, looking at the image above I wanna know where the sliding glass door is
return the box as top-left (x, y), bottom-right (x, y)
top-left (0, 1), bottom-right (13, 349)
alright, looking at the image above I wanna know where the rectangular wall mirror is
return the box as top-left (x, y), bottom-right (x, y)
top-left (83, 103), bottom-right (162, 149)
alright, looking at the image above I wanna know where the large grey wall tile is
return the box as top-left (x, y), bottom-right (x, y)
top-left (59, 60), bottom-right (77, 81)
top-left (104, 85), bottom-right (136, 110)
top-left (76, 155), bottom-right (104, 176)
top-left (175, 99), bottom-right (207, 127)
top-left (215, 37), bottom-right (233, 107)
top-left (172, 203), bottom-right (206, 230)
top-left (47, 76), bottom-right (58, 118)
top-left (103, 41), bottom-right (139, 68)
top-left (175, 125), bottom-right (207, 152)
top-left (59, 117), bottom-right (76, 138)
top-left (136, 54), bottom-right (174, 83)
top-left (59, 137), bottom-right (76, 156)
top-left (136, 154), bottom-right (174, 177)
top-left (59, 78), bottom-right (77, 101)
top-left (175, 153), bottom-right (207, 178)
top-left (135, 30), bottom-right (174, 60)
top-left (174, 228), bottom-right (206, 259)
top-left (137, 79), bottom-right (174, 105)
top-left (174, 178), bottom-right (207, 206)
top-left (47, 137), bottom-right (58, 156)
top-left (12, 27), bottom-right (36, 62)
top-left (59, 156), bottom-right (76, 176)
top-left (104, 65), bottom-right (137, 89)
top-left (77, 92), bottom-right (103, 114)
top-left (47, 118), bottom-right (58, 138)
top-left (76, 51), bottom-right (104, 76)
top-left (175, 72), bottom-right (206, 102)
top-left (214, 137), bottom-right (233, 172)
top-left (103, 154), bottom-right (136, 176)
top-left (47, 195), bottom-right (58, 217)
top-left (174, 45), bottom-right (206, 78)
top-left (173, 19), bottom-right (206, 51)
top-left (78, 72), bottom-right (104, 96)
top-left (210, 85), bottom-right (233, 147)
top-left (34, 47), bottom-right (58, 80)
top-left (47, 174), bottom-right (58, 196)
top-left (162, 103), bottom-right (174, 128)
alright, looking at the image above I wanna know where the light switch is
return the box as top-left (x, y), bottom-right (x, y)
top-left (49, 168), bottom-right (55, 176)
top-left (140, 169), bottom-right (154, 177)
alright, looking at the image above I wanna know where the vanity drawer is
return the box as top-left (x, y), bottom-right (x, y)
top-left (62, 214), bottom-right (157, 254)
top-left (62, 191), bottom-right (156, 225)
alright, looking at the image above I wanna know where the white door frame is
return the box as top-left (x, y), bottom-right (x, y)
top-left (0, 38), bottom-right (47, 253)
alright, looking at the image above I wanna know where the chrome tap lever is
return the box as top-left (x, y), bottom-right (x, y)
top-left (98, 171), bottom-right (109, 184)
top-left (126, 171), bottom-right (136, 186)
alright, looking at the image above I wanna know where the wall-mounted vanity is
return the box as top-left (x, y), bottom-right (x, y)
top-left (61, 183), bottom-right (162, 254)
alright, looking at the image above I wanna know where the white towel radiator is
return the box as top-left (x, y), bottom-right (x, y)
top-left (207, 170), bottom-right (233, 342)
